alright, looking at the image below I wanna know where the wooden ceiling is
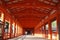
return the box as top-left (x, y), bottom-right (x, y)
top-left (1, 0), bottom-right (60, 28)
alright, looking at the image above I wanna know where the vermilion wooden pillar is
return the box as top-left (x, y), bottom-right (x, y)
top-left (44, 26), bottom-right (46, 38)
top-left (2, 13), bottom-right (5, 40)
top-left (14, 22), bottom-right (16, 37)
top-left (33, 28), bottom-right (34, 35)
top-left (10, 19), bottom-right (12, 38)
top-left (48, 21), bottom-right (52, 40)
top-left (56, 10), bottom-right (60, 40)
top-left (15, 24), bottom-right (16, 37)
top-left (15, 20), bottom-right (17, 37)
top-left (17, 25), bottom-right (18, 36)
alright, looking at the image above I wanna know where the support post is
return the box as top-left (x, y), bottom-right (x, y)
top-left (48, 21), bottom-right (52, 40)
top-left (44, 26), bottom-right (46, 38)
top-left (2, 13), bottom-right (5, 40)
top-left (10, 19), bottom-right (12, 38)
top-left (56, 10), bottom-right (60, 40)
top-left (14, 22), bottom-right (16, 37)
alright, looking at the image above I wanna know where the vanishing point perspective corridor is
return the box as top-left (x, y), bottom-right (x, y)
top-left (0, 0), bottom-right (60, 40)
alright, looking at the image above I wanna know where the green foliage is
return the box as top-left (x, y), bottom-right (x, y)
top-left (52, 21), bottom-right (56, 27)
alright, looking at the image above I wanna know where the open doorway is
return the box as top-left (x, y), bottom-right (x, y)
top-left (25, 30), bottom-right (32, 35)
top-left (24, 28), bottom-right (34, 35)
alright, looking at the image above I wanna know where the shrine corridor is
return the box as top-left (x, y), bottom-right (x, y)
top-left (0, 0), bottom-right (60, 40)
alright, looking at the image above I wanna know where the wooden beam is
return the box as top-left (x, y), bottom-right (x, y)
top-left (5, 2), bottom-right (57, 10)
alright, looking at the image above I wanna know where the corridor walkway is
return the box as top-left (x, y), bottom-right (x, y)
top-left (8, 35), bottom-right (50, 40)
